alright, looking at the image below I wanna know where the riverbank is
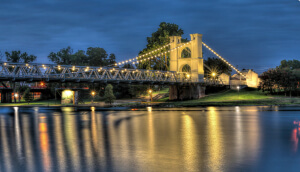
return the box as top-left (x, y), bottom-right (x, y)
top-left (1, 88), bottom-right (299, 107)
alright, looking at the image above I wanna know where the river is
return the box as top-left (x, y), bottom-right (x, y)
top-left (0, 106), bottom-right (300, 172)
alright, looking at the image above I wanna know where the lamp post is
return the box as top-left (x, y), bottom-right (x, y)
top-left (14, 93), bottom-right (18, 103)
top-left (212, 72), bottom-right (216, 84)
top-left (237, 86), bottom-right (240, 100)
top-left (91, 91), bottom-right (96, 104)
top-left (186, 74), bottom-right (190, 82)
top-left (148, 89), bottom-right (153, 102)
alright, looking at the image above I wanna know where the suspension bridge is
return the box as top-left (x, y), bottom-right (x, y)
top-left (0, 33), bottom-right (247, 100)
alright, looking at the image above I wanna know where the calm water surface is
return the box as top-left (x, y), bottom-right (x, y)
top-left (1, 106), bottom-right (300, 172)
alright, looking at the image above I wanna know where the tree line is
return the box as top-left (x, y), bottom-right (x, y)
top-left (260, 60), bottom-right (300, 97)
top-left (0, 22), bottom-right (233, 102)
top-left (0, 46), bottom-right (116, 66)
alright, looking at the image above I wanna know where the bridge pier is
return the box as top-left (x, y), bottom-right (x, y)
top-left (169, 84), bottom-right (205, 100)
top-left (0, 89), bottom-right (13, 103)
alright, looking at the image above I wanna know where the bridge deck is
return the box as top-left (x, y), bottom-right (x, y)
top-left (0, 62), bottom-right (194, 84)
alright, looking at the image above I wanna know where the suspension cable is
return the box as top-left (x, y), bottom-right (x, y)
top-left (202, 42), bottom-right (246, 78)
top-left (114, 41), bottom-right (193, 67)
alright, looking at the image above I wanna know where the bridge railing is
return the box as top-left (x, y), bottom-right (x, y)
top-left (0, 62), bottom-right (195, 84)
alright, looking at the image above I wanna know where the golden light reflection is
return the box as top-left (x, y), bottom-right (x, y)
top-left (207, 107), bottom-right (224, 171)
top-left (147, 106), bottom-right (152, 112)
top-left (65, 114), bottom-right (81, 171)
top-left (0, 117), bottom-right (13, 172)
top-left (181, 114), bottom-right (198, 171)
top-left (39, 123), bottom-right (48, 132)
top-left (54, 115), bottom-right (67, 172)
top-left (81, 113), bottom-right (95, 171)
top-left (235, 105), bottom-right (244, 160)
top-left (39, 122), bottom-right (52, 172)
top-left (22, 116), bottom-right (35, 172)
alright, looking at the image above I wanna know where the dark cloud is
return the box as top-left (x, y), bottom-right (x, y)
top-left (0, 0), bottom-right (299, 73)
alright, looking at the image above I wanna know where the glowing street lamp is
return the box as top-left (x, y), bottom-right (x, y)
top-left (237, 86), bottom-right (240, 100)
top-left (91, 91), bottom-right (96, 103)
top-left (186, 74), bottom-right (190, 81)
top-left (148, 89), bottom-right (153, 102)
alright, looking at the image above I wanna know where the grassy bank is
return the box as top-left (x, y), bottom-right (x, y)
top-left (1, 88), bottom-right (299, 107)
top-left (158, 87), bottom-right (300, 106)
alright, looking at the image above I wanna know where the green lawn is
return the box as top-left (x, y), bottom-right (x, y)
top-left (152, 88), bottom-right (169, 96)
top-left (196, 88), bottom-right (269, 102)
top-left (158, 87), bottom-right (300, 106)
top-left (0, 99), bottom-right (60, 106)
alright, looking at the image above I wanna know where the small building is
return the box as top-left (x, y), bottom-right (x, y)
top-left (227, 69), bottom-right (259, 89)
top-left (218, 73), bottom-right (230, 85)
top-left (241, 69), bottom-right (259, 88)
top-left (230, 74), bottom-right (247, 89)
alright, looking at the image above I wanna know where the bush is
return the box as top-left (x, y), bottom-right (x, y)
top-left (23, 88), bottom-right (33, 103)
top-left (104, 84), bottom-right (116, 105)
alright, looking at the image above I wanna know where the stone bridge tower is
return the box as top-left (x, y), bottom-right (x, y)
top-left (169, 33), bottom-right (205, 100)
top-left (169, 33), bottom-right (204, 82)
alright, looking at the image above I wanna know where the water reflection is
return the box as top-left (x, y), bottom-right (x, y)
top-left (0, 107), bottom-right (299, 171)
top-left (207, 107), bottom-right (224, 171)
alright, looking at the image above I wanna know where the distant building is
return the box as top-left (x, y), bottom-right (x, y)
top-left (219, 69), bottom-right (259, 88)
top-left (241, 69), bottom-right (259, 88)
top-left (218, 73), bottom-right (230, 85)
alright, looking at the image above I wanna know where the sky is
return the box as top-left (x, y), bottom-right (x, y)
top-left (0, 0), bottom-right (299, 73)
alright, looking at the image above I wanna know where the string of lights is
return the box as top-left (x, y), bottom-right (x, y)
top-left (202, 42), bottom-right (246, 78)
top-left (114, 41), bottom-right (193, 67)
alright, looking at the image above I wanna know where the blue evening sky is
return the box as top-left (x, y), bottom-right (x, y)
top-left (0, 0), bottom-right (299, 73)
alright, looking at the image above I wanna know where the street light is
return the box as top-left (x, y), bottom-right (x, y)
top-left (237, 86), bottom-right (240, 100)
top-left (91, 91), bottom-right (96, 104)
top-left (186, 74), bottom-right (190, 82)
top-left (212, 72), bottom-right (216, 84)
top-left (148, 89), bottom-right (153, 102)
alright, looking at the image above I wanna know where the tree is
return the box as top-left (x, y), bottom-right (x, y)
top-left (86, 47), bottom-right (108, 66)
top-left (48, 47), bottom-right (116, 67)
top-left (23, 88), bottom-right (33, 104)
top-left (0, 51), bottom-right (3, 61)
top-left (5, 50), bottom-right (36, 63)
top-left (104, 84), bottom-right (116, 105)
top-left (204, 57), bottom-right (232, 77)
top-left (108, 53), bottom-right (116, 65)
top-left (48, 46), bottom-right (73, 65)
top-left (260, 67), bottom-right (300, 97)
top-left (278, 59), bottom-right (300, 70)
top-left (72, 50), bottom-right (88, 65)
top-left (137, 22), bottom-right (186, 71)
